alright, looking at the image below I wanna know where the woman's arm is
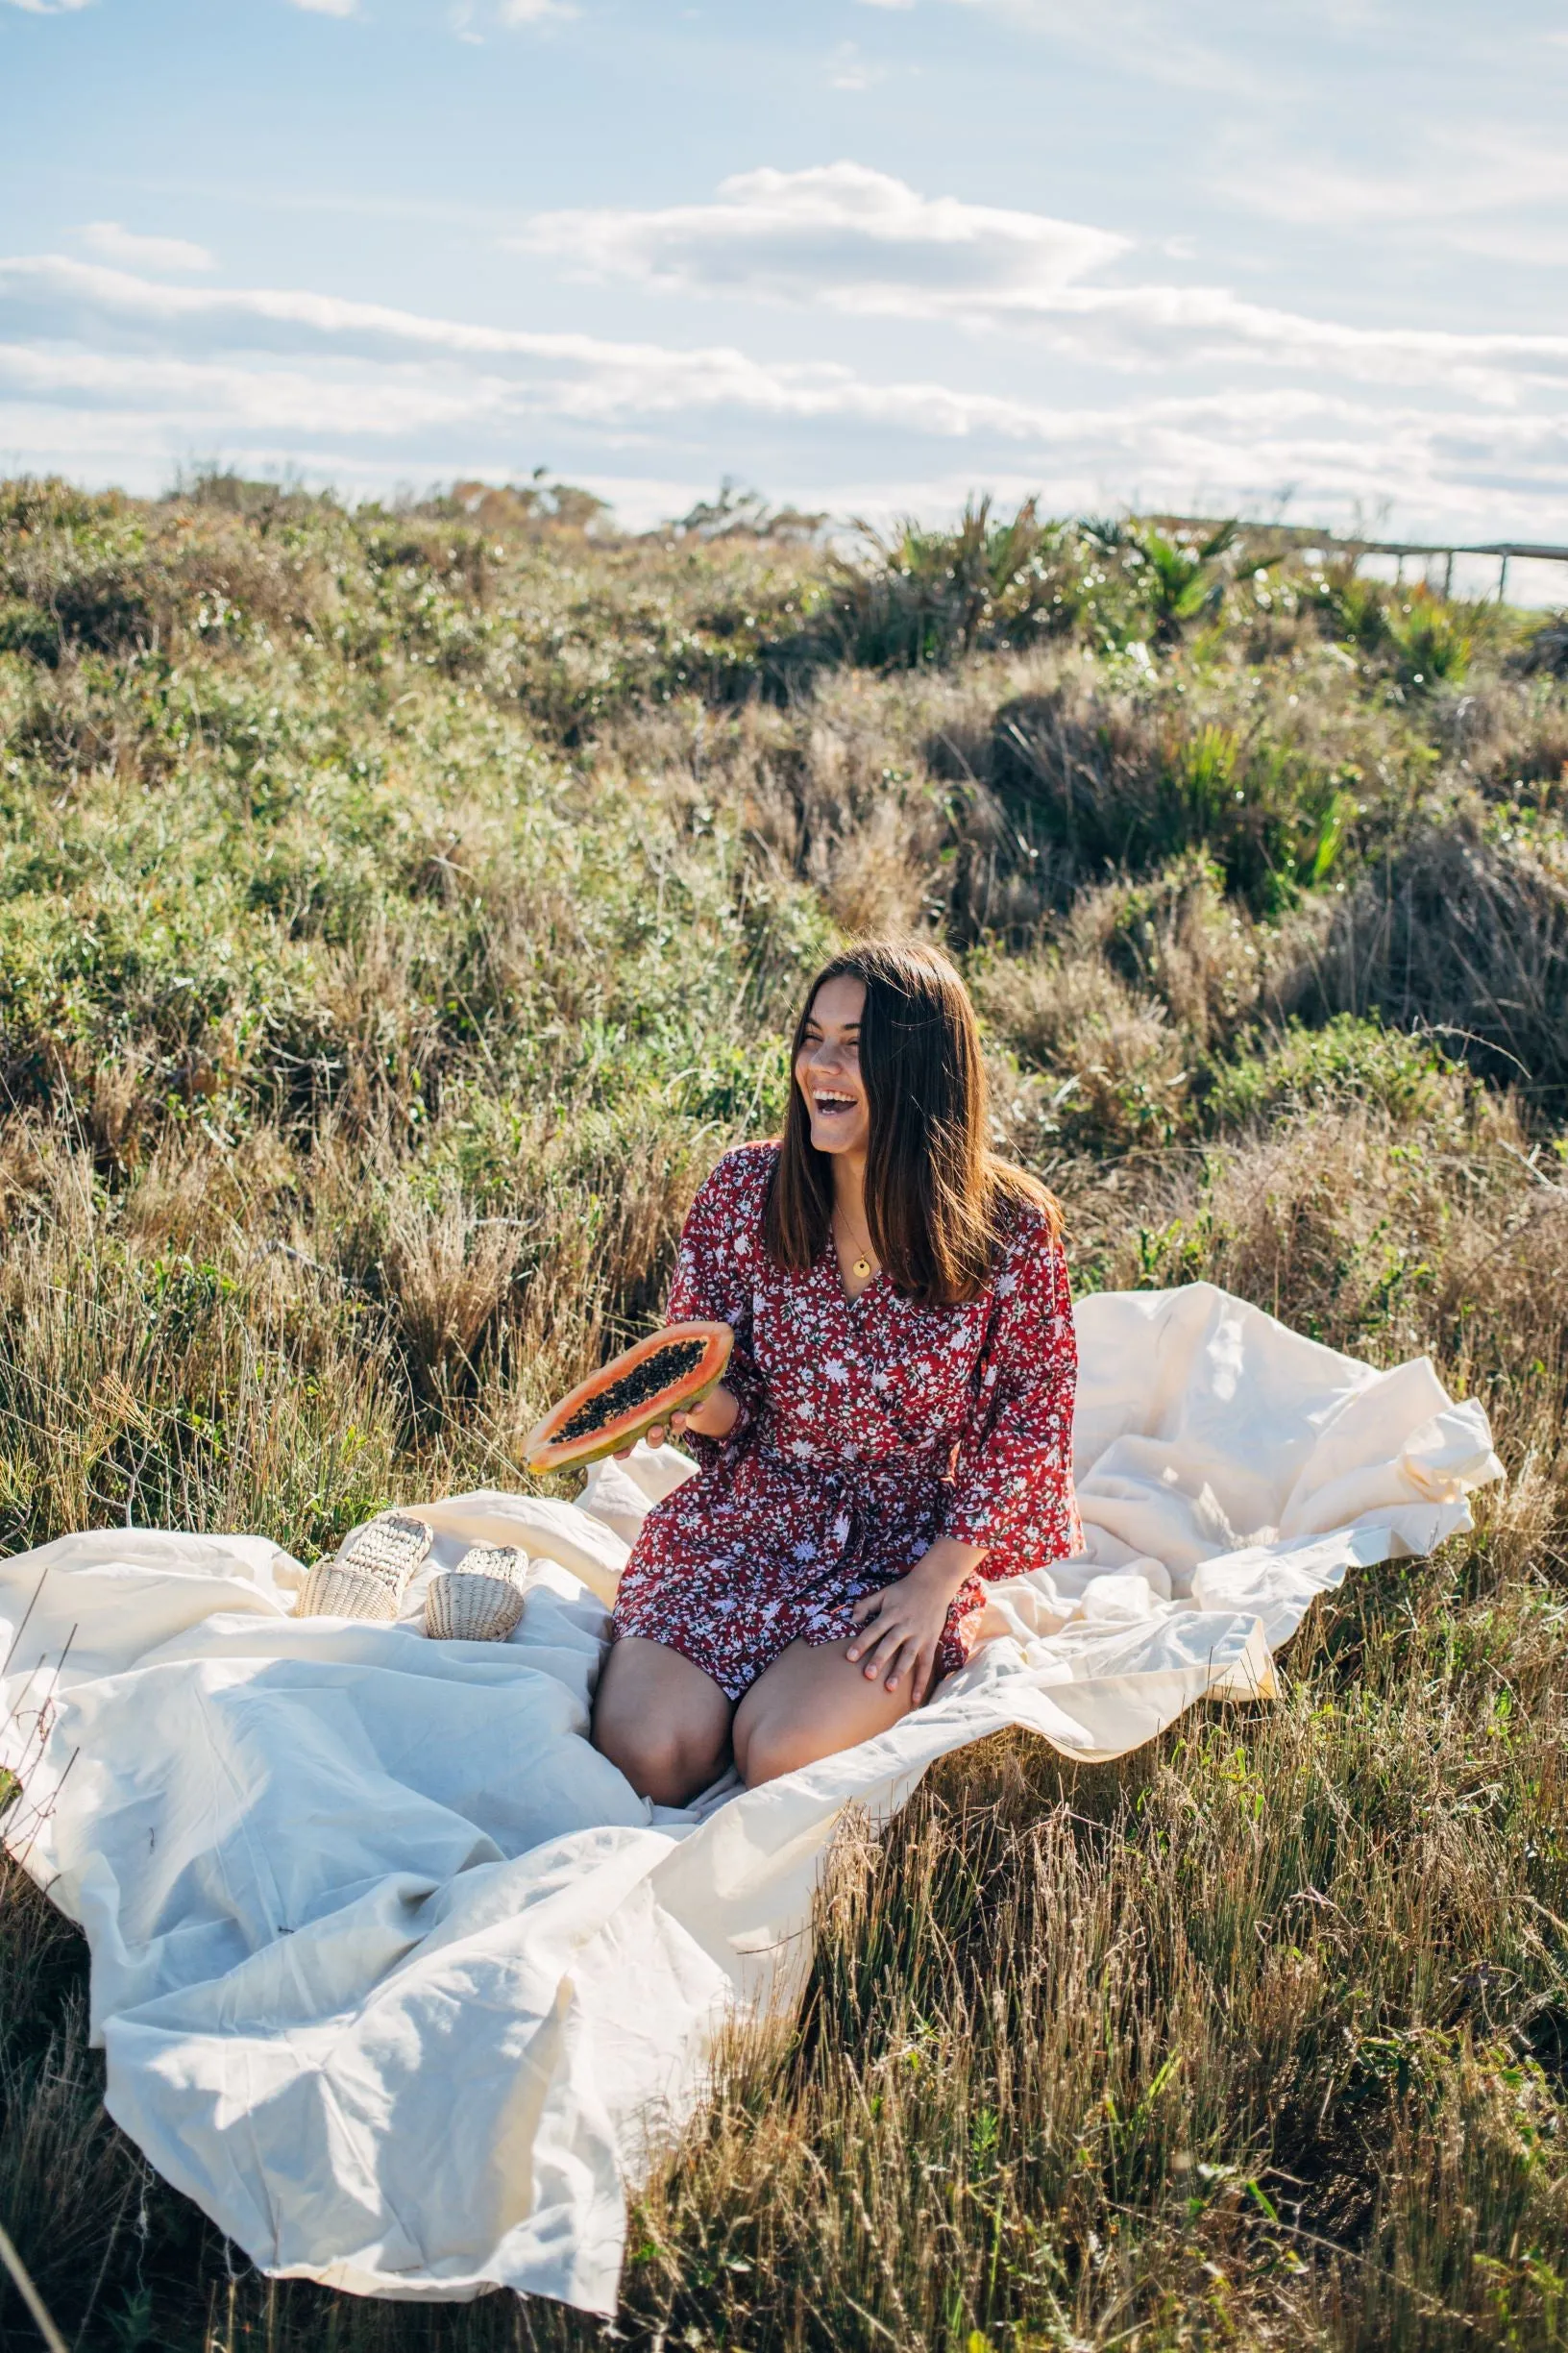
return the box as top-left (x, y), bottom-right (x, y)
top-left (630, 1152), bottom-right (767, 1460)
top-left (940, 1223), bottom-right (1080, 1569)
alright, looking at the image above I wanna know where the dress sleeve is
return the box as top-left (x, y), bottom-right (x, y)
top-left (941, 1220), bottom-right (1081, 1573)
top-left (664, 1152), bottom-right (767, 1465)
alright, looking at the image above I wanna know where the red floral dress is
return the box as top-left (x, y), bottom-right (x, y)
top-left (611, 1143), bottom-right (1081, 1700)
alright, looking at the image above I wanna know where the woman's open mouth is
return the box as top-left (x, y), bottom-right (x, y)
top-left (812, 1090), bottom-right (859, 1121)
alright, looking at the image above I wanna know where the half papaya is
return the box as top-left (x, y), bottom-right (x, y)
top-left (522, 1321), bottom-right (733, 1474)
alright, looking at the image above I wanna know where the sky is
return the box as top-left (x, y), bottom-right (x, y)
top-left (2, 0), bottom-right (1566, 554)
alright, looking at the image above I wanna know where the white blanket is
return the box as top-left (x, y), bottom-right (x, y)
top-left (0, 1284), bottom-right (1501, 2316)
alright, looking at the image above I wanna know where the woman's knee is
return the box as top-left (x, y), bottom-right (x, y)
top-left (591, 1635), bottom-right (731, 1803)
top-left (592, 1714), bottom-right (723, 1806)
top-left (738, 1733), bottom-right (793, 1789)
top-left (734, 1709), bottom-right (815, 1789)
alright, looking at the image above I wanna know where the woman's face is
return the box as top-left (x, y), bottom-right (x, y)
top-left (796, 975), bottom-right (870, 1159)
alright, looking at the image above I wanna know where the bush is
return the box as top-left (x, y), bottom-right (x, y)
top-left (1311, 559), bottom-right (1393, 658)
top-left (1202, 1013), bottom-right (1467, 1135)
top-left (821, 496), bottom-right (1079, 670)
top-left (1389, 593), bottom-right (1472, 692)
top-left (1282, 803), bottom-right (1568, 1113)
top-left (989, 682), bottom-right (1360, 915)
top-left (1126, 518), bottom-right (1237, 645)
top-left (1520, 613), bottom-right (1568, 679)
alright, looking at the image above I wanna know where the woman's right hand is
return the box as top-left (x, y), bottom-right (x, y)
top-left (615, 1383), bottom-right (740, 1459)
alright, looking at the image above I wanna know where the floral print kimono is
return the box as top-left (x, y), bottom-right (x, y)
top-left (612, 1142), bottom-right (1081, 1698)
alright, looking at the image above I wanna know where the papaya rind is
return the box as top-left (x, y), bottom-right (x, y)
top-left (522, 1322), bottom-right (733, 1475)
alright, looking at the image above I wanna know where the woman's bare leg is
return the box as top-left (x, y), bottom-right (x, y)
top-left (732, 1636), bottom-right (929, 1788)
top-left (591, 1635), bottom-right (734, 1805)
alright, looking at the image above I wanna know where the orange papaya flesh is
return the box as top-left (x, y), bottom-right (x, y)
top-left (522, 1321), bottom-right (733, 1473)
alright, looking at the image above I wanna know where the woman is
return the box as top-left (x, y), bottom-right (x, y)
top-left (591, 938), bottom-right (1081, 1804)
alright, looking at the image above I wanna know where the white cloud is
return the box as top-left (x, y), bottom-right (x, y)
top-left (827, 41), bottom-right (886, 88)
top-left (931, 0), bottom-right (1558, 107)
top-left (1449, 222), bottom-right (1568, 268)
top-left (514, 163), bottom-right (1131, 319)
top-left (0, 248), bottom-right (1554, 533)
top-left (1221, 132), bottom-right (1568, 228)
top-left (1017, 282), bottom-right (1568, 402)
top-left (79, 222), bottom-right (215, 273)
top-left (3, 325), bottom-right (1560, 541)
top-left (506, 164), bottom-right (1568, 401)
top-left (2, 250), bottom-right (1565, 544)
top-left (12, 247), bottom-right (1568, 406)
top-left (3, 0), bottom-right (93, 12)
top-left (498, 0), bottom-right (578, 21)
top-left (12, 247), bottom-right (1568, 412)
top-left (943, 0), bottom-right (1275, 96)
top-left (288, 0), bottom-right (360, 14)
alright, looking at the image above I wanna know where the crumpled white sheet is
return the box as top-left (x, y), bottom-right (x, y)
top-left (0, 1283), bottom-right (1501, 2316)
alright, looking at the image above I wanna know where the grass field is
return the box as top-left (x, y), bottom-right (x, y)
top-left (3, 473), bottom-right (1568, 2351)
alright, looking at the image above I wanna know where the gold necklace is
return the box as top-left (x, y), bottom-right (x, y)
top-left (834, 1212), bottom-right (878, 1282)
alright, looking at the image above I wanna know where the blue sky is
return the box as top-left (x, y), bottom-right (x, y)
top-left (2, 0), bottom-right (1565, 550)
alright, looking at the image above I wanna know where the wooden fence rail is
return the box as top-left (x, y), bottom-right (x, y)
top-left (1351, 540), bottom-right (1568, 599)
top-left (1150, 520), bottom-right (1568, 602)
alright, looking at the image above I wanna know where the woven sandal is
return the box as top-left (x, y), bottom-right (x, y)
top-left (424, 1544), bottom-right (527, 1643)
top-left (296, 1559), bottom-right (401, 1622)
top-left (296, 1511), bottom-right (433, 1622)
top-left (336, 1512), bottom-right (433, 1608)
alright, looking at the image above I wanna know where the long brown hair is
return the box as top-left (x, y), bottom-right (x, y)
top-left (763, 938), bottom-right (1061, 1307)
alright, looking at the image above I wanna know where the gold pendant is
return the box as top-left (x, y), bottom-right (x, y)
top-left (852, 1254), bottom-right (872, 1280)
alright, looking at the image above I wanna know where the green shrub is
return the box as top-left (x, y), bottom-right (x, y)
top-left (990, 684), bottom-right (1360, 915)
top-left (1203, 1014), bottom-right (1465, 1134)
top-left (1126, 519), bottom-right (1238, 645)
top-left (0, 599), bottom-right (60, 666)
top-left (821, 496), bottom-right (1079, 670)
top-left (1520, 614), bottom-right (1568, 678)
top-left (1311, 560), bottom-right (1393, 657)
top-left (1280, 803), bottom-right (1568, 1113)
top-left (1390, 595), bottom-right (1472, 692)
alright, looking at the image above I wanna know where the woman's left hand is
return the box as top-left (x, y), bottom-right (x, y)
top-left (845, 1537), bottom-right (986, 1705)
top-left (614, 1379), bottom-right (740, 1460)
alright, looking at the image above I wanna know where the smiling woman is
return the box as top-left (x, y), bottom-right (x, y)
top-left (589, 939), bottom-right (1082, 1804)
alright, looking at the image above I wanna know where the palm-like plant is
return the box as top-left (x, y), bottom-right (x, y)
top-left (1130, 520), bottom-right (1238, 645)
top-left (833, 495), bottom-right (1072, 668)
top-left (1313, 560), bottom-right (1392, 656)
top-left (1388, 592), bottom-right (1471, 692)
